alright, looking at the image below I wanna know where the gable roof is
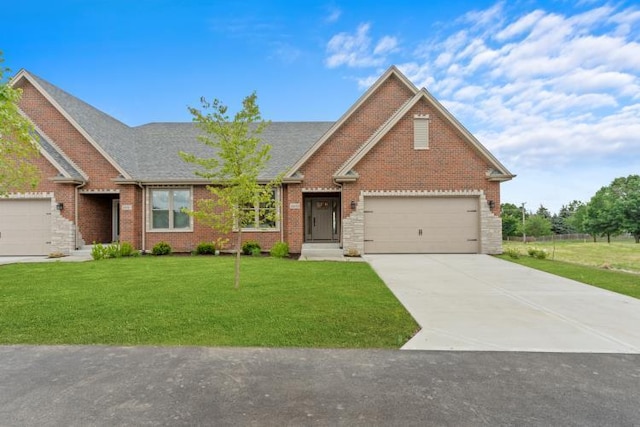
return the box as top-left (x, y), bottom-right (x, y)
top-left (334, 88), bottom-right (514, 181)
top-left (12, 70), bottom-right (135, 179)
top-left (11, 66), bottom-right (513, 183)
top-left (284, 65), bottom-right (418, 179)
top-left (11, 70), bottom-right (333, 183)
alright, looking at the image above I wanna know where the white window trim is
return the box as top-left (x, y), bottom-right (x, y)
top-left (414, 114), bottom-right (430, 150)
top-left (147, 186), bottom-right (193, 232)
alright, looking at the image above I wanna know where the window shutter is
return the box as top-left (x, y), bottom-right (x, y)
top-left (414, 115), bottom-right (429, 150)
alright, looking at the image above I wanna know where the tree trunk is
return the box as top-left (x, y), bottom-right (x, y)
top-left (607, 233), bottom-right (611, 243)
top-left (635, 234), bottom-right (639, 244)
top-left (235, 230), bottom-right (242, 289)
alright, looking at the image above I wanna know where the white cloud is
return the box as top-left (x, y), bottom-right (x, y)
top-left (326, 23), bottom-right (398, 68)
top-left (330, 2), bottom-right (640, 211)
top-left (325, 6), bottom-right (342, 24)
top-left (374, 36), bottom-right (398, 55)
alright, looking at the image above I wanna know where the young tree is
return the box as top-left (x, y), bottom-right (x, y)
top-left (0, 52), bottom-right (40, 194)
top-left (180, 92), bottom-right (280, 289)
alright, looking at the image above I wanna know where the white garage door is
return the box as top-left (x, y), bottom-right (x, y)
top-left (364, 197), bottom-right (479, 253)
top-left (0, 199), bottom-right (52, 256)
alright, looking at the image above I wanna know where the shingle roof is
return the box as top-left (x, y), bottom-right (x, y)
top-left (29, 73), bottom-right (140, 178)
top-left (27, 72), bottom-right (331, 181)
top-left (33, 129), bottom-right (84, 180)
top-left (134, 121), bottom-right (333, 181)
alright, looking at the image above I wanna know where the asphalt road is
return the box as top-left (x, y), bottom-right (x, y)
top-left (1, 346), bottom-right (638, 426)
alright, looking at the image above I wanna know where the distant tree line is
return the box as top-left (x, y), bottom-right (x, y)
top-left (502, 174), bottom-right (640, 243)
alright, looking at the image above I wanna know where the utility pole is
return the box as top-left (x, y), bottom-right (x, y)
top-left (521, 202), bottom-right (527, 243)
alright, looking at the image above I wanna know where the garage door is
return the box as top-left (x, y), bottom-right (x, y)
top-left (0, 199), bottom-right (52, 256)
top-left (364, 197), bottom-right (479, 253)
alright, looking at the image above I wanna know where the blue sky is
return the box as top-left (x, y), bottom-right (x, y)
top-left (2, 0), bottom-right (639, 214)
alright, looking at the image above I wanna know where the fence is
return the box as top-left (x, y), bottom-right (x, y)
top-left (504, 233), bottom-right (634, 243)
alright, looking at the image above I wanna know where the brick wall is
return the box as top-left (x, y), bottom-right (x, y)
top-left (288, 74), bottom-right (504, 254)
top-left (16, 78), bottom-right (124, 249)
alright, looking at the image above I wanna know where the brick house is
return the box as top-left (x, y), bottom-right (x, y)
top-left (1, 66), bottom-right (514, 256)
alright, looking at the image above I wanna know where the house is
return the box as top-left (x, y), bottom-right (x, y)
top-left (1, 66), bottom-right (514, 257)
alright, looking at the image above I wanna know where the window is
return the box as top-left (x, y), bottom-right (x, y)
top-left (240, 188), bottom-right (278, 230)
top-left (150, 189), bottom-right (191, 230)
top-left (414, 114), bottom-right (430, 149)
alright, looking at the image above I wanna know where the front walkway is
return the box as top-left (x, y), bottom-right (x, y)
top-left (366, 254), bottom-right (640, 352)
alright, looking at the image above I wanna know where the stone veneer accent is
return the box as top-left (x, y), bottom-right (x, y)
top-left (5, 192), bottom-right (77, 255)
top-left (342, 190), bottom-right (503, 255)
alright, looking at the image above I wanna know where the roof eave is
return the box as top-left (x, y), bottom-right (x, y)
top-left (51, 177), bottom-right (85, 184)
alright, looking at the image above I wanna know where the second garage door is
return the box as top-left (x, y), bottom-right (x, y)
top-left (364, 197), bottom-right (479, 253)
top-left (0, 199), bottom-right (52, 256)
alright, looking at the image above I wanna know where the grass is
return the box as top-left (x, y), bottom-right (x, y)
top-left (499, 239), bottom-right (640, 299)
top-left (503, 239), bottom-right (640, 274)
top-left (0, 256), bottom-right (418, 348)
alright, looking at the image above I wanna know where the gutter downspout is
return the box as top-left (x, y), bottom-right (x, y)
top-left (280, 185), bottom-right (285, 243)
top-left (332, 179), bottom-right (344, 249)
top-left (74, 181), bottom-right (87, 249)
top-left (136, 182), bottom-right (146, 252)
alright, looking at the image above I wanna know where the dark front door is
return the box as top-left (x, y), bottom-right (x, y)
top-left (305, 197), bottom-right (340, 242)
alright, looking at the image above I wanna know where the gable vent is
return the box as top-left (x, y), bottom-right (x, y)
top-left (414, 114), bottom-right (430, 150)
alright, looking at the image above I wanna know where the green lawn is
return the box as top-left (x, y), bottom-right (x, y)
top-left (498, 240), bottom-right (640, 299)
top-left (503, 240), bottom-right (640, 274)
top-left (0, 257), bottom-right (418, 348)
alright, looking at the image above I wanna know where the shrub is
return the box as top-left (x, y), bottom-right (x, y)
top-left (251, 247), bottom-right (261, 257)
top-left (91, 243), bottom-right (107, 260)
top-left (91, 242), bottom-right (139, 260)
top-left (196, 242), bottom-right (216, 255)
top-left (119, 242), bottom-right (138, 257)
top-left (270, 242), bottom-right (289, 258)
top-left (503, 247), bottom-right (521, 259)
top-left (242, 240), bottom-right (261, 255)
top-left (152, 241), bottom-right (172, 256)
top-left (96, 242), bottom-right (136, 260)
top-left (527, 247), bottom-right (548, 259)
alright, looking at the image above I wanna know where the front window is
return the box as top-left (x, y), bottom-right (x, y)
top-left (151, 188), bottom-right (191, 230)
top-left (241, 188), bottom-right (278, 230)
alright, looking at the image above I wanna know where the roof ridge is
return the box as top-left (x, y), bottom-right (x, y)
top-left (334, 95), bottom-right (416, 177)
top-left (28, 72), bottom-right (131, 129)
top-left (24, 71), bottom-right (139, 178)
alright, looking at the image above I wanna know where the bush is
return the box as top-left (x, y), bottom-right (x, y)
top-left (196, 242), bottom-right (216, 255)
top-left (242, 240), bottom-right (261, 255)
top-left (91, 242), bottom-right (139, 260)
top-left (503, 247), bottom-right (521, 259)
top-left (152, 241), bottom-right (172, 256)
top-left (91, 243), bottom-right (107, 260)
top-left (119, 242), bottom-right (137, 257)
top-left (251, 247), bottom-right (261, 257)
top-left (270, 242), bottom-right (289, 258)
top-left (527, 247), bottom-right (548, 259)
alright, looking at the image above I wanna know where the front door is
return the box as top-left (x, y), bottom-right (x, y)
top-left (112, 199), bottom-right (120, 242)
top-left (305, 197), bottom-right (340, 242)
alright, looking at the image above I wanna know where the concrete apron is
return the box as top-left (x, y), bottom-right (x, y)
top-left (365, 254), bottom-right (640, 353)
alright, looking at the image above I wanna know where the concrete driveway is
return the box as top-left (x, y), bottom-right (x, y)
top-left (366, 254), bottom-right (640, 352)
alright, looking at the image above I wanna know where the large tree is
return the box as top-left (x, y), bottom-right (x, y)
top-left (500, 203), bottom-right (522, 237)
top-left (609, 175), bottom-right (640, 243)
top-left (180, 92), bottom-right (280, 289)
top-left (584, 185), bottom-right (623, 243)
top-left (0, 52), bottom-right (40, 194)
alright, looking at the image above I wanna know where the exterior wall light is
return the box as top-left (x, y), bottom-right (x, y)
top-left (56, 203), bottom-right (64, 211)
top-left (350, 200), bottom-right (357, 210)
top-left (487, 200), bottom-right (495, 209)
